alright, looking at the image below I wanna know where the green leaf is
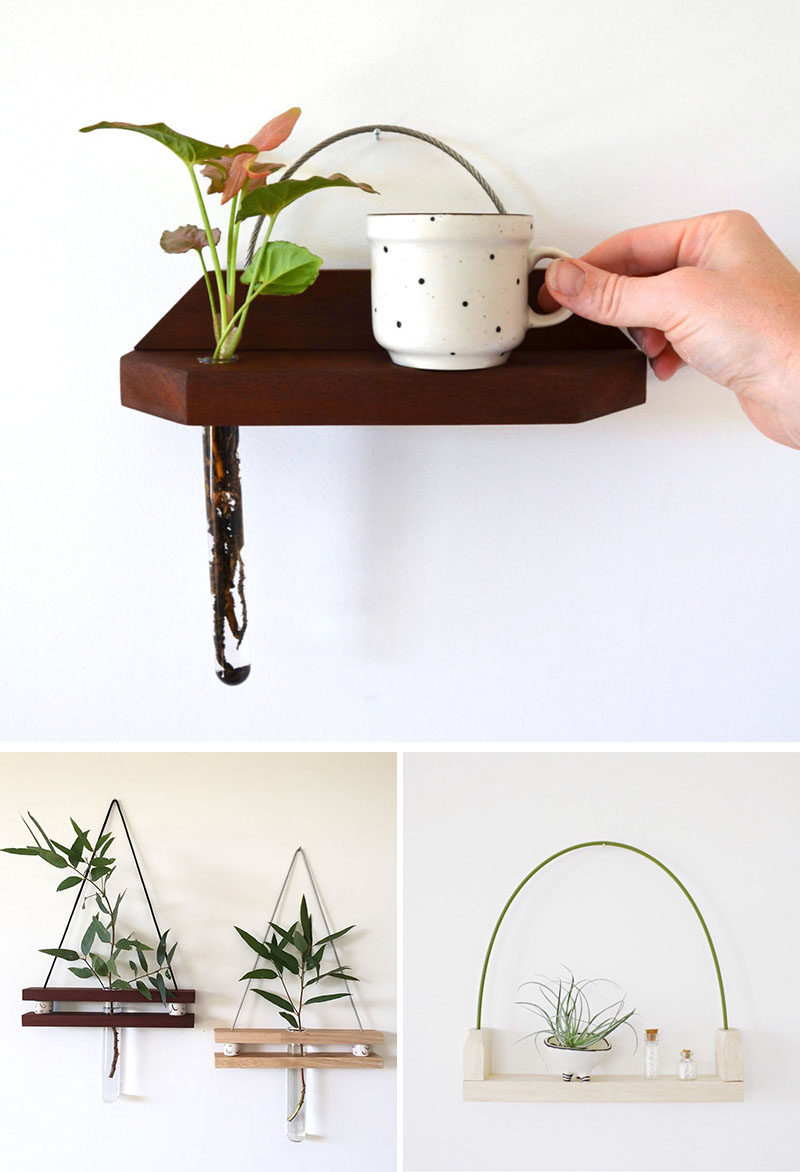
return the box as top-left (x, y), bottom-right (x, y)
top-left (95, 894), bottom-right (110, 916)
top-left (111, 979), bottom-right (132, 991)
top-left (304, 992), bottom-right (351, 1006)
top-left (279, 1011), bottom-right (299, 1029)
top-left (300, 896), bottom-right (312, 943)
top-left (307, 946), bottom-right (325, 970)
top-left (136, 980), bottom-right (152, 999)
top-left (253, 989), bottom-right (296, 1014)
top-left (68, 966), bottom-right (95, 979)
top-left (166, 942), bottom-right (177, 967)
top-left (314, 925), bottom-right (355, 948)
top-left (90, 954), bottom-right (109, 978)
top-left (56, 875), bottom-right (83, 891)
top-left (115, 938), bottom-right (134, 950)
top-left (79, 121), bottom-right (258, 167)
top-left (80, 920), bottom-right (97, 955)
top-left (242, 241), bottom-right (322, 297)
top-left (1, 846), bottom-right (41, 855)
top-left (26, 812), bottom-right (55, 851)
top-left (136, 950), bottom-right (148, 973)
top-left (156, 931), bottom-right (168, 967)
top-left (40, 948), bottom-right (79, 961)
top-left (240, 968), bottom-right (279, 981)
top-left (235, 926), bottom-right (272, 961)
top-left (91, 866), bottom-right (112, 881)
top-left (154, 972), bottom-right (168, 1005)
top-left (94, 917), bottom-right (111, 944)
top-left (39, 850), bottom-right (68, 869)
top-left (237, 173), bottom-right (377, 222)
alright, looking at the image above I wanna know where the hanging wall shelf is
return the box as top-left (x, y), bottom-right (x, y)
top-left (464, 840), bottom-right (744, 1105)
top-left (216, 847), bottom-right (386, 1142)
top-left (121, 270), bottom-right (645, 427)
top-left (22, 987), bottom-right (195, 1028)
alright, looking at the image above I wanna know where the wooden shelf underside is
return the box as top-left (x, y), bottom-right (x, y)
top-left (121, 270), bottom-right (646, 427)
top-left (463, 1074), bottom-right (743, 1103)
top-left (22, 1011), bottom-right (195, 1028)
top-left (215, 1052), bottom-right (383, 1069)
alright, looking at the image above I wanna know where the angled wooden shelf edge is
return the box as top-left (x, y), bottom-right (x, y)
top-left (121, 270), bottom-right (646, 427)
top-left (22, 986), bottom-right (196, 1028)
top-left (213, 1027), bottom-right (384, 1070)
top-left (463, 1028), bottom-right (744, 1104)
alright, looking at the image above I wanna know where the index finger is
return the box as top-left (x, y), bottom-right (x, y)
top-left (580, 214), bottom-right (711, 275)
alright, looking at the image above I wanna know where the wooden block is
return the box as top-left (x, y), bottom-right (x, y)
top-left (463, 1028), bottom-right (492, 1081)
top-left (213, 1028), bottom-right (383, 1046)
top-left (715, 1028), bottom-right (743, 1082)
top-left (214, 1051), bottom-right (383, 1069)
top-left (463, 1074), bottom-right (744, 1103)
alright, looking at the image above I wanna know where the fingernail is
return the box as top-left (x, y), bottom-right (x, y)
top-left (548, 259), bottom-right (586, 297)
top-left (628, 327), bottom-right (646, 352)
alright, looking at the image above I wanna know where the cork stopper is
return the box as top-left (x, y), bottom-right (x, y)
top-left (645, 1029), bottom-right (658, 1042)
top-left (681, 1048), bottom-right (692, 1059)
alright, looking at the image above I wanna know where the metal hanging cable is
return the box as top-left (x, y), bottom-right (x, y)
top-left (43, 798), bottom-right (179, 988)
top-left (232, 846), bottom-right (364, 1031)
top-left (245, 123), bottom-right (507, 267)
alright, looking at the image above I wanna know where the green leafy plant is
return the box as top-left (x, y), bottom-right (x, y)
top-left (3, 812), bottom-right (179, 1078)
top-left (236, 895), bottom-right (358, 1121)
top-left (80, 110), bottom-right (377, 361)
top-left (517, 968), bottom-right (637, 1051)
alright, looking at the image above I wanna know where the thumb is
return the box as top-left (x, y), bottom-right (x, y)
top-left (545, 257), bottom-right (673, 330)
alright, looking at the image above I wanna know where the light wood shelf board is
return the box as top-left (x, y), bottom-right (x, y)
top-left (215, 1051), bottom-right (383, 1070)
top-left (213, 1028), bottom-right (383, 1045)
top-left (463, 1074), bottom-right (744, 1103)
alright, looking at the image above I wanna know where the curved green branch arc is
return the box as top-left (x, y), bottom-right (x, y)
top-left (475, 840), bottom-right (728, 1030)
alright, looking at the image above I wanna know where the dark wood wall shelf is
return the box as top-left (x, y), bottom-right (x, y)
top-left (22, 986), bottom-right (196, 1028)
top-left (120, 270), bottom-right (646, 427)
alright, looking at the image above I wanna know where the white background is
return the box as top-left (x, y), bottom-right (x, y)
top-left (2, 0), bottom-right (800, 740)
top-left (0, 752), bottom-right (396, 1172)
top-left (403, 751), bottom-right (800, 1171)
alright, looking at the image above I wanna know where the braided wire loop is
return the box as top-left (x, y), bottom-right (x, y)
top-left (245, 123), bottom-right (507, 266)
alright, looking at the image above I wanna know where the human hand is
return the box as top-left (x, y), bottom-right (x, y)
top-left (542, 211), bottom-right (800, 448)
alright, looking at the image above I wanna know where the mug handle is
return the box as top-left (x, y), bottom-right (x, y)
top-left (526, 245), bottom-right (573, 328)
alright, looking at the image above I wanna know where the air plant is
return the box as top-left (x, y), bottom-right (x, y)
top-left (516, 967), bottom-right (637, 1052)
top-left (236, 895), bottom-right (357, 1123)
top-left (79, 110), bottom-right (377, 361)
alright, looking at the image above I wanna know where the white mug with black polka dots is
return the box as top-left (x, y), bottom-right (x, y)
top-left (367, 213), bottom-right (572, 370)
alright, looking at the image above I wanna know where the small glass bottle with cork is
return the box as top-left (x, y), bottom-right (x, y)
top-left (644, 1028), bottom-right (660, 1079)
top-left (678, 1048), bottom-right (697, 1080)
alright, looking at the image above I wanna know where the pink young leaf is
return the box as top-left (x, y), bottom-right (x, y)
top-left (220, 106), bottom-right (301, 205)
top-left (200, 160), bottom-right (229, 195)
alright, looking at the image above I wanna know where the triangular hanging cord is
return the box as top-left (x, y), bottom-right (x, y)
top-left (41, 798), bottom-right (179, 989)
top-left (232, 846), bottom-right (364, 1031)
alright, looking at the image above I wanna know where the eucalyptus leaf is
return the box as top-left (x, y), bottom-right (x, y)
top-left (279, 1011), bottom-right (300, 1029)
top-left (235, 926), bottom-right (272, 960)
top-left (240, 968), bottom-right (278, 981)
top-left (1, 846), bottom-right (41, 855)
top-left (79, 121), bottom-right (258, 167)
top-left (80, 920), bottom-right (97, 955)
top-left (68, 965), bottom-right (95, 979)
top-left (26, 812), bottom-right (55, 851)
top-left (314, 925), bottom-right (355, 948)
top-left (253, 989), bottom-right (296, 1014)
top-left (237, 173), bottom-right (377, 222)
top-left (39, 850), bottom-right (69, 869)
top-left (304, 992), bottom-right (351, 1006)
top-left (56, 875), bottom-right (83, 891)
top-left (94, 917), bottom-right (111, 945)
top-left (40, 948), bottom-right (80, 961)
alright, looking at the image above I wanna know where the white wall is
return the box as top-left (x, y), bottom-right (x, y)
top-left (0, 752), bottom-right (396, 1172)
top-left (403, 751), bottom-right (800, 1171)
top-left (3, 0), bottom-right (800, 740)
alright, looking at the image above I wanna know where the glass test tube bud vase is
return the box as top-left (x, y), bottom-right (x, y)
top-left (102, 1003), bottom-right (121, 1103)
top-left (678, 1048), bottom-right (697, 1080)
top-left (644, 1028), bottom-right (660, 1079)
top-left (287, 1039), bottom-right (306, 1142)
top-left (203, 425), bottom-right (250, 685)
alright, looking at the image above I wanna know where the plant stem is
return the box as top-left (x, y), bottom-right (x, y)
top-left (212, 214), bottom-right (276, 359)
top-left (198, 252), bottom-right (220, 342)
top-left (186, 162), bottom-right (228, 332)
